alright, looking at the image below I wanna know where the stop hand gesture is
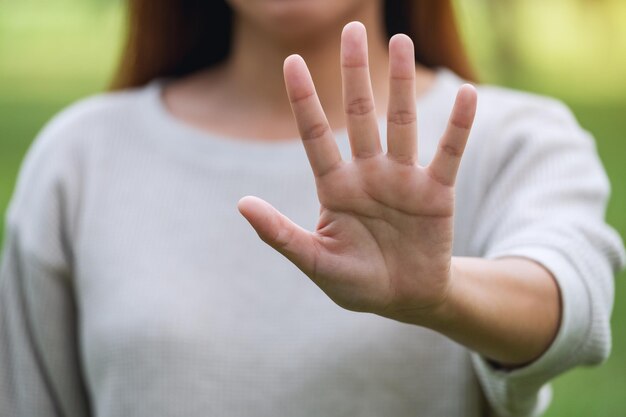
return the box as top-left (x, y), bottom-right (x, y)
top-left (239, 21), bottom-right (477, 323)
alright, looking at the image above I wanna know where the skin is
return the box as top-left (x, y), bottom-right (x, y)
top-left (164, 1), bottom-right (561, 367)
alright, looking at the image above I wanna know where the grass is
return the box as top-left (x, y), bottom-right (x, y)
top-left (1, 1), bottom-right (625, 415)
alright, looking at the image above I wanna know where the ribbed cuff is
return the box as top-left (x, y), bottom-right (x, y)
top-left (471, 245), bottom-right (591, 417)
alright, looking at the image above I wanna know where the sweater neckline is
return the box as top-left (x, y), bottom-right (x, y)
top-left (141, 67), bottom-right (459, 159)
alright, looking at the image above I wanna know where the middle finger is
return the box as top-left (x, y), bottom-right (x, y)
top-left (341, 22), bottom-right (382, 159)
top-left (386, 34), bottom-right (417, 165)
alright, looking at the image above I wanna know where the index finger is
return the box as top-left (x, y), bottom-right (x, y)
top-left (284, 55), bottom-right (343, 178)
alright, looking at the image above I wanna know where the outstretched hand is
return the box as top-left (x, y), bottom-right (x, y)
top-left (238, 21), bottom-right (477, 323)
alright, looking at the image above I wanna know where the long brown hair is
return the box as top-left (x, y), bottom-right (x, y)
top-left (110, 0), bottom-right (475, 90)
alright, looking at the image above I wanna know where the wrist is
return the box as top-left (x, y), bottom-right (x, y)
top-left (388, 259), bottom-right (463, 330)
top-left (418, 259), bottom-right (462, 330)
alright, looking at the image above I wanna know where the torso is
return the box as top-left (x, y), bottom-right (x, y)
top-left (68, 69), bottom-right (489, 416)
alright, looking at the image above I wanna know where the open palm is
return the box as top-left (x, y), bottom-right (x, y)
top-left (238, 22), bottom-right (477, 320)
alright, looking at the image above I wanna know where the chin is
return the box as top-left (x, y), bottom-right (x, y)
top-left (229, 0), bottom-right (372, 40)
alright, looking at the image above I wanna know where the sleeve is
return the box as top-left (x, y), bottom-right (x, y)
top-left (467, 98), bottom-right (626, 417)
top-left (0, 114), bottom-right (91, 416)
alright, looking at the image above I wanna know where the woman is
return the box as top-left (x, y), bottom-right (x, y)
top-left (0, 1), bottom-right (623, 416)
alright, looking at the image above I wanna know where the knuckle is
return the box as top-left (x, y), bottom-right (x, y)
top-left (387, 153), bottom-right (415, 166)
top-left (317, 160), bottom-right (343, 178)
top-left (450, 115), bottom-right (472, 130)
top-left (274, 224), bottom-right (294, 250)
top-left (345, 97), bottom-right (375, 116)
top-left (439, 143), bottom-right (463, 158)
top-left (289, 89), bottom-right (315, 105)
top-left (388, 110), bottom-right (416, 126)
top-left (302, 122), bottom-right (330, 141)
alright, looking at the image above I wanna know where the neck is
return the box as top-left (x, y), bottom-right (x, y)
top-left (222, 2), bottom-right (390, 127)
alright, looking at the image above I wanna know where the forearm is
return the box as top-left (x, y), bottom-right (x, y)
top-left (398, 257), bottom-right (562, 367)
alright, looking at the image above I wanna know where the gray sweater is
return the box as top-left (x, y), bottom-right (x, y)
top-left (1, 69), bottom-right (624, 417)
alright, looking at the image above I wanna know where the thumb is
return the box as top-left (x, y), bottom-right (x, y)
top-left (237, 196), bottom-right (317, 275)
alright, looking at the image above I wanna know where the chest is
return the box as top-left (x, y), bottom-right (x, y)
top-left (70, 140), bottom-right (485, 416)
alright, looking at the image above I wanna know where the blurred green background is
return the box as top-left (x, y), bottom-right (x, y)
top-left (0, 0), bottom-right (624, 415)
